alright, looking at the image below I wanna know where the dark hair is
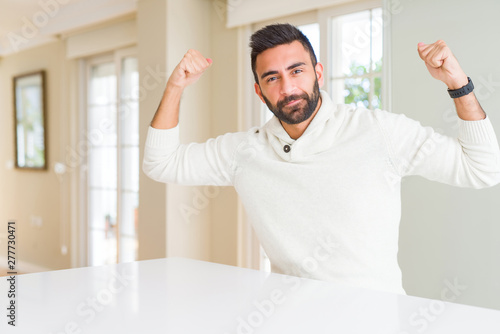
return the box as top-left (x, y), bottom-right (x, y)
top-left (249, 23), bottom-right (317, 84)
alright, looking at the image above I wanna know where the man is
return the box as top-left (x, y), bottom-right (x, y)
top-left (143, 24), bottom-right (500, 294)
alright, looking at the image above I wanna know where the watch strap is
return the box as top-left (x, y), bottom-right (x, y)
top-left (448, 77), bottom-right (474, 98)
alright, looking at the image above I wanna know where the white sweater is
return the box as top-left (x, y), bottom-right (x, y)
top-left (143, 90), bottom-right (500, 294)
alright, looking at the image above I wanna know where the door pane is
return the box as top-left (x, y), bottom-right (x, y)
top-left (89, 189), bottom-right (117, 230)
top-left (87, 55), bottom-right (139, 266)
top-left (88, 61), bottom-right (118, 266)
top-left (120, 101), bottom-right (139, 146)
top-left (119, 56), bottom-right (139, 263)
top-left (89, 63), bottom-right (116, 106)
top-left (120, 146), bottom-right (139, 192)
top-left (89, 229), bottom-right (117, 266)
top-left (88, 147), bottom-right (117, 189)
top-left (88, 105), bottom-right (117, 147)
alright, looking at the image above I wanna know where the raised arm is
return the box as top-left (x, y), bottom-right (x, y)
top-left (417, 40), bottom-right (485, 121)
top-left (143, 50), bottom-right (246, 186)
top-left (379, 40), bottom-right (500, 189)
top-left (151, 49), bottom-right (212, 129)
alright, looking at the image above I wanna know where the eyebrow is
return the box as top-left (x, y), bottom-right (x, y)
top-left (260, 62), bottom-right (306, 80)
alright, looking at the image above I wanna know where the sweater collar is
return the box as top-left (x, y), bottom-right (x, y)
top-left (262, 90), bottom-right (338, 161)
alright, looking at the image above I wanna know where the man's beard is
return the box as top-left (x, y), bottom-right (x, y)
top-left (261, 80), bottom-right (321, 125)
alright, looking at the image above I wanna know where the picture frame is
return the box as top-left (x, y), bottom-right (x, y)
top-left (13, 70), bottom-right (48, 170)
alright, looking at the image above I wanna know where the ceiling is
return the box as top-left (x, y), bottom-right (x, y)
top-left (0, 0), bottom-right (137, 57)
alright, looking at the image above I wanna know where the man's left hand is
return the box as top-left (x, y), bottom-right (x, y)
top-left (417, 40), bottom-right (468, 90)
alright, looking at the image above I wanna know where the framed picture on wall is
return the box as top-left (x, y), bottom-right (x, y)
top-left (13, 70), bottom-right (47, 170)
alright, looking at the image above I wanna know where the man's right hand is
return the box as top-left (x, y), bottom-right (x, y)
top-left (151, 49), bottom-right (212, 129)
top-left (167, 49), bottom-right (212, 90)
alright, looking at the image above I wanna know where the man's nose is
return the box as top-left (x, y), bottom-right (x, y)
top-left (279, 75), bottom-right (295, 96)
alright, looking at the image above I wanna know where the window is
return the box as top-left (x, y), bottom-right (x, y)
top-left (330, 8), bottom-right (383, 109)
top-left (85, 48), bottom-right (139, 266)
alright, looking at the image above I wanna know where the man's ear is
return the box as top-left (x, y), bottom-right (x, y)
top-left (315, 62), bottom-right (324, 88)
top-left (254, 82), bottom-right (265, 103)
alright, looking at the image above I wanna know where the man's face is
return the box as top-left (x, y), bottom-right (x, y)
top-left (254, 41), bottom-right (324, 125)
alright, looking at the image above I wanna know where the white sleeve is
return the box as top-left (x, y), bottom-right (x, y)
top-left (142, 125), bottom-right (244, 186)
top-left (376, 111), bottom-right (500, 189)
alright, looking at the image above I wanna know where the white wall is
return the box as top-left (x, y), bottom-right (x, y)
top-left (390, 0), bottom-right (500, 310)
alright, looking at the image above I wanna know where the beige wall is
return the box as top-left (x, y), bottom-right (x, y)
top-left (137, 0), bottom-right (240, 265)
top-left (163, 0), bottom-right (213, 261)
top-left (136, 0), bottom-right (168, 262)
top-left (0, 41), bottom-right (71, 271)
top-left (137, 0), bottom-right (240, 266)
top-left (209, 5), bottom-right (240, 266)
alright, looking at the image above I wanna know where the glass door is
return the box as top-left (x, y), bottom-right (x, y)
top-left (86, 48), bottom-right (139, 266)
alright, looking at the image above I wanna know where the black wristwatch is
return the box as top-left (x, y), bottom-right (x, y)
top-left (448, 77), bottom-right (474, 98)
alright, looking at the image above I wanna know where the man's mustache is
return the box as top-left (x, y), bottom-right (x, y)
top-left (277, 93), bottom-right (308, 108)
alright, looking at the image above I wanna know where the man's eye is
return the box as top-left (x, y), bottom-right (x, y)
top-left (267, 76), bottom-right (277, 83)
top-left (293, 69), bottom-right (303, 74)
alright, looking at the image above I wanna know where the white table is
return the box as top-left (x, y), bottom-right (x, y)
top-left (1, 257), bottom-right (499, 333)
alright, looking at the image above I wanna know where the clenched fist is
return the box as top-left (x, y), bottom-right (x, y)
top-left (168, 49), bottom-right (212, 89)
top-left (417, 40), bottom-right (468, 90)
